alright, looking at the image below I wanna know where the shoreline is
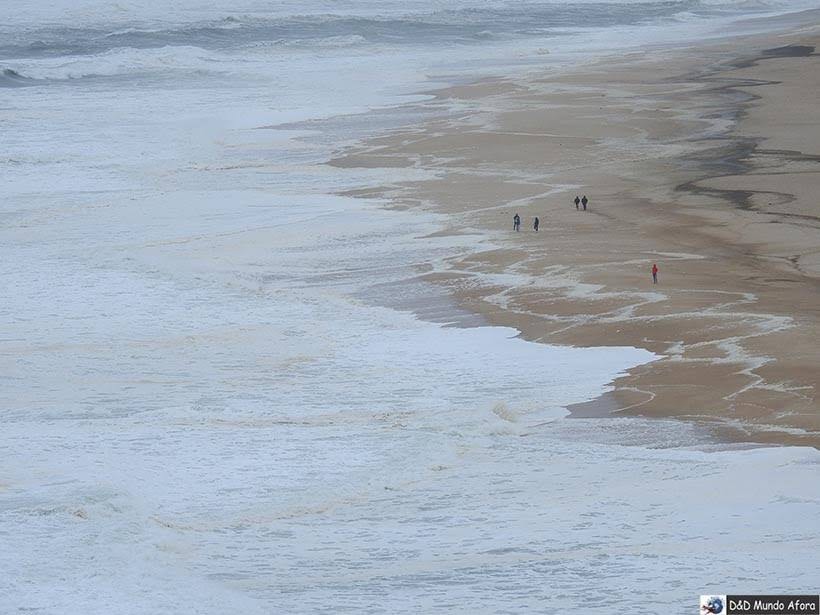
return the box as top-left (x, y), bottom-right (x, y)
top-left (328, 18), bottom-right (820, 447)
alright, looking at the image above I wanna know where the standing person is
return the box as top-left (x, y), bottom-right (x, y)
top-left (574, 196), bottom-right (580, 210)
top-left (533, 216), bottom-right (539, 232)
top-left (513, 213), bottom-right (520, 232)
top-left (652, 263), bottom-right (659, 284)
top-left (581, 195), bottom-right (588, 211)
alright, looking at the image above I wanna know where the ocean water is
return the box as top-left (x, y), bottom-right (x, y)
top-left (2, 1), bottom-right (819, 613)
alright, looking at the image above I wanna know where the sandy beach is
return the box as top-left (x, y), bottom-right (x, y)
top-left (6, 3), bottom-right (820, 610)
top-left (332, 13), bottom-right (820, 447)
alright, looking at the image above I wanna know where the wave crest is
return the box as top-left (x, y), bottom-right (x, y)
top-left (0, 68), bottom-right (38, 87)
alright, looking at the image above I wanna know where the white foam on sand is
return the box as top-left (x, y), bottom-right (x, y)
top-left (2, 180), bottom-right (819, 612)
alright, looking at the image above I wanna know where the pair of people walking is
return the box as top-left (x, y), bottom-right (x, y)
top-left (574, 195), bottom-right (589, 211)
top-left (513, 213), bottom-right (539, 232)
top-left (512, 211), bottom-right (659, 284)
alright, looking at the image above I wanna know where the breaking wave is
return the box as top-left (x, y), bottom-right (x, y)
top-left (0, 68), bottom-right (38, 87)
top-left (0, 0), bottom-right (804, 61)
top-left (2, 46), bottom-right (221, 83)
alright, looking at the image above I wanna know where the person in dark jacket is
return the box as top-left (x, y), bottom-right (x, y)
top-left (533, 216), bottom-right (539, 232)
top-left (513, 213), bottom-right (520, 231)
top-left (574, 196), bottom-right (580, 210)
top-left (581, 195), bottom-right (588, 211)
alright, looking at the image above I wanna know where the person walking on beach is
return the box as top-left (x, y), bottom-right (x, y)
top-left (652, 263), bottom-right (659, 284)
top-left (574, 196), bottom-right (580, 210)
top-left (581, 195), bottom-right (588, 211)
top-left (533, 216), bottom-right (539, 232)
top-left (513, 213), bottom-right (521, 232)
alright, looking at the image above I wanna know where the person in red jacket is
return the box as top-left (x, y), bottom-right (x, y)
top-left (652, 263), bottom-right (659, 284)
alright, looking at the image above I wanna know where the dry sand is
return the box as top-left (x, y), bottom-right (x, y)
top-left (330, 17), bottom-right (820, 447)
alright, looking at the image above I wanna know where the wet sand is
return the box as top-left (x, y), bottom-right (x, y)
top-left (330, 17), bottom-right (820, 446)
